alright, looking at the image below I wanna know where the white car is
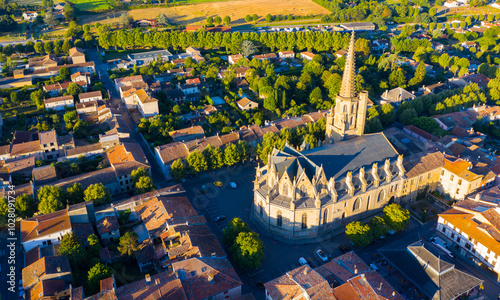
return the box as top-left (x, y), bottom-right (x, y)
top-left (229, 182), bottom-right (237, 189)
top-left (299, 257), bottom-right (310, 267)
top-left (316, 249), bottom-right (328, 262)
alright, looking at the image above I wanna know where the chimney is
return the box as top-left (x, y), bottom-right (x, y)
top-left (145, 274), bottom-right (151, 284)
top-left (354, 265), bottom-right (358, 274)
top-left (56, 267), bottom-right (61, 272)
top-left (303, 267), bottom-right (308, 276)
top-left (207, 273), bottom-right (214, 284)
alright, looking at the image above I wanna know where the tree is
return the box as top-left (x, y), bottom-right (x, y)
top-left (67, 82), bottom-right (83, 96)
top-left (380, 103), bottom-right (396, 125)
top-left (230, 231), bottom-right (265, 269)
top-left (223, 16), bottom-right (231, 26)
top-left (237, 140), bottom-right (250, 162)
top-left (245, 15), bottom-right (252, 23)
top-left (0, 198), bottom-right (8, 226)
top-left (202, 145), bottom-right (224, 170)
top-left (31, 89), bottom-right (46, 108)
top-left (62, 39), bottom-right (71, 54)
top-left (65, 182), bottom-right (84, 205)
top-left (87, 263), bottom-right (112, 295)
top-left (383, 203), bottom-right (410, 232)
top-left (170, 159), bottom-right (187, 180)
top-left (84, 183), bottom-right (112, 206)
top-left (131, 167), bottom-right (149, 185)
top-left (64, 4), bottom-right (75, 22)
top-left (408, 62), bottom-right (426, 87)
top-left (252, 14), bottom-right (259, 22)
top-left (398, 108), bottom-right (418, 125)
top-left (223, 217), bottom-right (251, 245)
top-left (59, 233), bottom-right (85, 265)
top-left (206, 16), bottom-right (214, 27)
top-left (369, 216), bottom-right (390, 239)
top-left (224, 143), bottom-right (240, 166)
top-left (265, 13), bottom-right (273, 23)
top-left (44, 11), bottom-right (57, 27)
top-left (117, 231), bottom-right (139, 258)
top-left (43, 0), bottom-right (54, 7)
top-left (389, 68), bottom-right (406, 88)
top-left (241, 40), bottom-right (258, 57)
top-left (214, 16), bottom-right (222, 25)
top-left (120, 13), bottom-right (133, 27)
top-left (157, 13), bottom-right (168, 26)
top-left (59, 66), bottom-right (70, 79)
top-left (10, 92), bottom-right (18, 105)
top-left (135, 176), bottom-right (155, 194)
top-left (70, 163), bottom-right (79, 174)
top-left (186, 150), bottom-right (208, 173)
top-left (15, 194), bottom-right (36, 219)
top-left (87, 234), bottom-right (101, 258)
top-left (2, 44), bottom-right (13, 56)
top-left (38, 186), bottom-right (63, 214)
top-left (346, 221), bottom-right (373, 247)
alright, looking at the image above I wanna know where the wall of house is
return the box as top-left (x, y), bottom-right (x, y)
top-left (101, 230), bottom-right (120, 242)
top-left (401, 168), bottom-right (442, 202)
top-left (438, 168), bottom-right (482, 200)
top-left (215, 285), bottom-right (241, 300)
top-left (22, 228), bottom-right (72, 252)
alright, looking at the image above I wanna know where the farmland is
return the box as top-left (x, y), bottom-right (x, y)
top-left (80, 0), bottom-right (330, 25)
top-left (69, 0), bottom-right (114, 11)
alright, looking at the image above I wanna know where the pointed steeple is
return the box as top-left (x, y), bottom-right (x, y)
top-left (339, 31), bottom-right (356, 99)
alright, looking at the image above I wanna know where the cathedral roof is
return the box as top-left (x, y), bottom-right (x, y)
top-left (303, 133), bottom-right (399, 180)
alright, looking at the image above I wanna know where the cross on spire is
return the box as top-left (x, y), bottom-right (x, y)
top-left (339, 31), bottom-right (356, 99)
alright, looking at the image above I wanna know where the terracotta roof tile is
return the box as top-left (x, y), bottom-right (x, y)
top-left (22, 256), bottom-right (71, 289)
top-left (115, 271), bottom-right (187, 300)
top-left (32, 165), bottom-right (57, 184)
top-left (21, 209), bottom-right (71, 242)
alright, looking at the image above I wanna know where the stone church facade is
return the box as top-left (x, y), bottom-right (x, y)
top-left (251, 32), bottom-right (407, 242)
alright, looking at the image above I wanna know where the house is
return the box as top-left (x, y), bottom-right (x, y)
top-left (10, 131), bottom-right (43, 160)
top-left (172, 258), bottom-right (242, 300)
top-left (461, 41), bottom-right (477, 49)
top-left (379, 238), bottom-right (483, 300)
top-left (334, 49), bottom-right (348, 58)
top-left (278, 51), bottom-right (295, 59)
top-left (236, 97), bottom-right (258, 111)
top-left (28, 54), bottom-right (58, 70)
top-left (300, 51), bottom-right (315, 61)
top-left (44, 95), bottom-right (74, 111)
top-left (69, 47), bottom-right (86, 64)
top-left (169, 126), bottom-right (206, 143)
top-left (76, 101), bottom-right (98, 115)
top-left (403, 125), bottom-right (439, 143)
top-left (23, 11), bottom-right (38, 21)
top-left (253, 53), bottom-right (277, 61)
top-left (401, 152), bottom-right (445, 202)
top-left (228, 54), bottom-right (245, 65)
top-left (432, 41), bottom-right (445, 51)
top-left (444, 0), bottom-right (460, 7)
top-left (438, 157), bottom-right (484, 200)
top-left (165, 89), bottom-right (186, 104)
top-left (340, 22), bottom-right (375, 31)
top-left (371, 39), bottom-right (389, 51)
top-left (135, 89), bottom-right (159, 118)
top-left (380, 87), bottom-right (416, 106)
top-left (22, 256), bottom-right (72, 290)
top-left (127, 50), bottom-right (172, 66)
top-left (186, 46), bottom-right (201, 56)
top-left (21, 209), bottom-right (73, 252)
top-left (32, 165), bottom-right (57, 185)
top-left (96, 216), bottom-right (120, 244)
top-left (135, 19), bottom-right (157, 27)
top-left (78, 90), bottom-right (103, 103)
top-left (71, 71), bottom-right (91, 85)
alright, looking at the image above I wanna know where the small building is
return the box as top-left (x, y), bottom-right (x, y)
top-left (135, 19), bottom-right (157, 27)
top-left (21, 209), bottom-right (72, 252)
top-left (44, 95), bottom-right (74, 111)
top-left (134, 89), bottom-right (159, 118)
top-left (334, 49), bottom-right (348, 58)
top-left (127, 50), bottom-right (172, 66)
top-left (236, 97), bottom-right (258, 111)
top-left (71, 71), bottom-right (91, 85)
top-left (278, 51), bottom-right (295, 59)
top-left (32, 165), bottom-right (57, 185)
top-left (300, 52), bottom-right (315, 61)
top-left (380, 87), bottom-right (416, 106)
top-left (186, 46), bottom-right (201, 56)
top-left (253, 53), bottom-right (277, 61)
top-left (78, 91), bottom-right (103, 103)
top-left (22, 11), bottom-right (38, 21)
top-left (96, 216), bottom-right (120, 244)
top-left (69, 47), bottom-right (86, 64)
top-left (438, 157), bottom-right (484, 200)
top-left (461, 41), bottom-right (477, 49)
top-left (169, 126), bottom-right (206, 143)
top-left (228, 54), bottom-right (245, 65)
top-left (340, 22), bottom-right (375, 31)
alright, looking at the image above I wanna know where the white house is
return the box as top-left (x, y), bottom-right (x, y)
top-left (278, 51), bottom-right (295, 59)
top-left (22, 11), bottom-right (38, 21)
top-left (78, 91), bottom-right (103, 103)
top-left (236, 97), bottom-right (259, 111)
top-left (135, 89), bottom-right (159, 118)
top-left (44, 95), bottom-right (74, 111)
top-left (300, 52), bottom-right (315, 61)
top-left (21, 209), bottom-right (72, 252)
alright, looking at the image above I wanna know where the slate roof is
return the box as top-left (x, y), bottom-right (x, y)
top-left (379, 238), bottom-right (483, 300)
top-left (302, 133), bottom-right (399, 180)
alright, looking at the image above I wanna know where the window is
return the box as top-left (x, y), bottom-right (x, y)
top-left (450, 175), bottom-right (454, 181)
top-left (442, 227), bottom-right (446, 233)
top-left (456, 236), bottom-right (461, 243)
top-left (43, 144), bottom-right (47, 147)
top-left (465, 244), bottom-right (471, 250)
top-left (353, 198), bottom-right (361, 211)
top-left (451, 233), bottom-right (455, 239)
top-left (301, 213), bottom-right (307, 229)
top-left (456, 188), bottom-right (460, 194)
top-left (343, 105), bottom-right (347, 113)
top-left (323, 209), bottom-right (328, 225)
top-left (50, 142), bottom-right (54, 146)
top-left (277, 211), bottom-right (282, 227)
top-left (377, 189), bottom-right (385, 202)
top-left (458, 179), bottom-right (462, 185)
top-left (419, 176), bottom-right (422, 182)
top-left (441, 170), bottom-right (444, 176)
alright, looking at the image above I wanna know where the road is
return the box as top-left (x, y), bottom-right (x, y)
top-left (86, 48), bottom-right (168, 189)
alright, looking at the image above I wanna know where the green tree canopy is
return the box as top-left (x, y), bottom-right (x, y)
top-left (229, 231), bottom-right (265, 269)
top-left (346, 221), bottom-right (373, 247)
top-left (37, 186), bottom-right (63, 214)
top-left (59, 232), bottom-right (85, 265)
top-left (84, 183), bottom-right (112, 206)
top-left (224, 143), bottom-right (240, 166)
top-left (223, 217), bottom-right (251, 246)
top-left (170, 159), bottom-right (187, 180)
top-left (131, 167), bottom-right (149, 185)
top-left (15, 194), bottom-right (36, 219)
top-left (135, 176), bottom-right (155, 195)
top-left (398, 108), bottom-right (418, 125)
top-left (87, 263), bottom-right (112, 295)
top-left (186, 150), bottom-right (208, 173)
top-left (117, 231), bottom-right (139, 257)
top-left (383, 203), bottom-right (410, 232)
top-left (65, 182), bottom-right (84, 205)
top-left (369, 216), bottom-right (390, 239)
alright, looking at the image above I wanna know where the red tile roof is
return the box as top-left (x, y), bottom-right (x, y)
top-left (21, 209), bottom-right (71, 242)
top-left (97, 216), bottom-right (120, 235)
top-left (22, 256), bottom-right (71, 289)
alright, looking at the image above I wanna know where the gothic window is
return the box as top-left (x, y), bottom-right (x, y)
top-left (366, 196), bottom-right (371, 210)
top-left (353, 198), bottom-right (361, 211)
top-left (301, 213), bottom-right (307, 229)
top-left (259, 201), bottom-right (263, 216)
top-left (352, 104), bottom-right (356, 112)
top-left (343, 105), bottom-right (347, 113)
top-left (277, 211), bottom-right (282, 227)
top-left (323, 209), bottom-right (328, 225)
top-left (378, 189), bottom-right (385, 202)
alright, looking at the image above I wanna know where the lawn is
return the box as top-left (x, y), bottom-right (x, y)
top-left (69, 0), bottom-right (114, 11)
top-left (13, 0), bottom-right (62, 5)
top-left (81, 0), bottom-right (330, 25)
top-left (443, 5), bottom-right (500, 16)
top-left (0, 22), bottom-right (27, 42)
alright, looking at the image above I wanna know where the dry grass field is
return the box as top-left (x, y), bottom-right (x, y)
top-left (81, 0), bottom-right (330, 25)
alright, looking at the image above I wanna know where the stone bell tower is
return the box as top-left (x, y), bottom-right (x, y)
top-left (326, 31), bottom-right (368, 143)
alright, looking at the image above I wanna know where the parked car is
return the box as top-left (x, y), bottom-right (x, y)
top-left (229, 182), bottom-right (237, 189)
top-left (214, 181), bottom-right (223, 187)
top-left (298, 257), bottom-right (310, 267)
top-left (316, 249), bottom-right (328, 262)
top-left (338, 245), bottom-right (351, 254)
top-left (214, 215), bottom-right (226, 222)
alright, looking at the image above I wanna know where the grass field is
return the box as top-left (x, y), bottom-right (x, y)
top-left (12, 0), bottom-right (62, 5)
top-left (81, 0), bottom-right (330, 25)
top-left (69, 0), bottom-right (113, 11)
top-left (443, 5), bottom-right (500, 16)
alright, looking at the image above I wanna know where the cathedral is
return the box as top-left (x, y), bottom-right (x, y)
top-left (252, 32), bottom-right (406, 242)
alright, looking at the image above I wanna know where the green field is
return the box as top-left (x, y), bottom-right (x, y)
top-left (69, 0), bottom-right (113, 11)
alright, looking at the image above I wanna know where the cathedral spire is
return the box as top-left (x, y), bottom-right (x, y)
top-left (339, 31), bottom-right (356, 99)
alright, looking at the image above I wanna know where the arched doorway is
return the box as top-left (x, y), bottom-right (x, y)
top-left (389, 196), bottom-right (395, 204)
